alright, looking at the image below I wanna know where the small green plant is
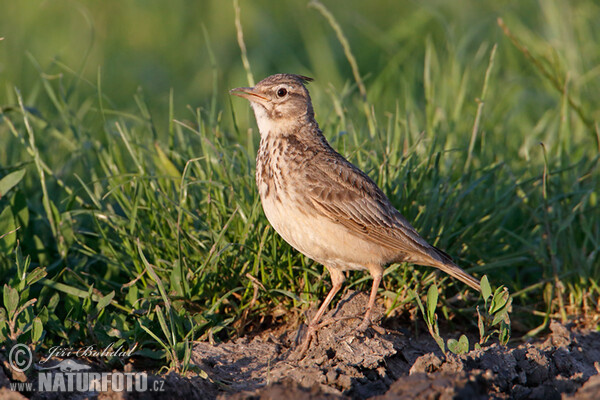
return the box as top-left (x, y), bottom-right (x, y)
top-left (0, 169), bottom-right (47, 356)
top-left (0, 245), bottom-right (46, 352)
top-left (446, 334), bottom-right (470, 355)
top-left (412, 284), bottom-right (447, 354)
top-left (476, 275), bottom-right (511, 349)
top-left (412, 275), bottom-right (511, 355)
top-left (0, 169), bottom-right (26, 255)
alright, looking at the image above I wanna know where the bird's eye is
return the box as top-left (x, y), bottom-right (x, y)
top-left (276, 88), bottom-right (287, 98)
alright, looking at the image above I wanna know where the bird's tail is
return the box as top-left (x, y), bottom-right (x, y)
top-left (421, 247), bottom-right (481, 292)
top-left (433, 260), bottom-right (481, 292)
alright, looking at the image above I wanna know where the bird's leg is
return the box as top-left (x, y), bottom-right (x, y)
top-left (294, 267), bottom-right (345, 358)
top-left (357, 270), bottom-right (382, 332)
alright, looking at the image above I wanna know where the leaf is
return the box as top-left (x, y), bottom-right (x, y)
top-left (170, 261), bottom-right (184, 296)
top-left (490, 288), bottom-right (510, 314)
top-left (426, 284), bottom-right (438, 324)
top-left (14, 245), bottom-right (29, 292)
top-left (0, 206), bottom-right (17, 252)
top-left (458, 334), bottom-right (469, 352)
top-left (125, 285), bottom-right (139, 307)
top-left (499, 320), bottom-right (511, 346)
top-left (155, 305), bottom-right (173, 347)
top-left (477, 305), bottom-right (485, 342)
top-left (96, 291), bottom-right (115, 311)
top-left (492, 296), bottom-right (513, 326)
top-left (447, 334), bottom-right (469, 355)
top-left (33, 235), bottom-right (48, 265)
top-left (134, 347), bottom-right (166, 360)
top-left (3, 285), bottom-right (19, 319)
top-left (48, 292), bottom-right (60, 311)
top-left (43, 280), bottom-right (101, 301)
top-left (31, 317), bottom-right (43, 342)
top-left (410, 289), bottom-right (426, 318)
top-left (480, 275), bottom-right (492, 304)
top-left (0, 319), bottom-right (6, 342)
top-left (48, 200), bottom-right (66, 257)
top-left (26, 267), bottom-right (47, 286)
top-left (447, 338), bottom-right (459, 353)
top-left (11, 190), bottom-right (29, 229)
top-left (492, 309), bottom-right (509, 326)
top-left (269, 289), bottom-right (301, 301)
top-left (0, 169), bottom-right (26, 197)
top-left (139, 321), bottom-right (169, 350)
top-left (187, 365), bottom-right (209, 379)
top-left (154, 142), bottom-right (181, 179)
top-left (137, 239), bottom-right (171, 311)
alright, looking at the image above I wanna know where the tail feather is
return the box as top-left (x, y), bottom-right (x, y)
top-left (432, 260), bottom-right (481, 292)
top-left (419, 246), bottom-right (481, 292)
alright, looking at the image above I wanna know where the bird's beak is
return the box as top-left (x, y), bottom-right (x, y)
top-left (229, 87), bottom-right (269, 104)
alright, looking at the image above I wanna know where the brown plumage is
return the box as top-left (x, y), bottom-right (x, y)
top-left (230, 73), bottom-right (480, 357)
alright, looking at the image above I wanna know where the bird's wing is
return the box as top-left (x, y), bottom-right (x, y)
top-left (291, 139), bottom-right (480, 291)
top-left (301, 150), bottom-right (440, 261)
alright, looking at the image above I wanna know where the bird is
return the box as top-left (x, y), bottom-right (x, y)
top-left (230, 73), bottom-right (480, 356)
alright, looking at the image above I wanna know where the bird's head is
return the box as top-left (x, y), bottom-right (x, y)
top-left (230, 74), bottom-right (315, 137)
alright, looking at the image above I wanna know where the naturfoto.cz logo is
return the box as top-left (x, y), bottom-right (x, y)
top-left (8, 344), bottom-right (164, 393)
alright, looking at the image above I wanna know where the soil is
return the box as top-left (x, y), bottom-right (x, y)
top-left (3, 291), bottom-right (600, 399)
top-left (190, 291), bottom-right (600, 400)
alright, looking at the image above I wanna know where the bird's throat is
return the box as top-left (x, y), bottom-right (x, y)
top-left (251, 104), bottom-right (278, 138)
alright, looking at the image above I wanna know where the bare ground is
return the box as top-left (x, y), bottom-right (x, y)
top-left (3, 291), bottom-right (600, 399)
top-left (190, 291), bottom-right (600, 400)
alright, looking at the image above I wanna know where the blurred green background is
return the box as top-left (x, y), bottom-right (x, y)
top-left (0, 0), bottom-right (598, 365)
top-left (2, 0), bottom-right (598, 139)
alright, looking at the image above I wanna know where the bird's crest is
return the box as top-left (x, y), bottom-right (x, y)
top-left (293, 74), bottom-right (314, 84)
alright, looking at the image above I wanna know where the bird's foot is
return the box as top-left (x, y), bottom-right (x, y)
top-left (290, 317), bottom-right (341, 361)
top-left (290, 325), bottom-right (316, 361)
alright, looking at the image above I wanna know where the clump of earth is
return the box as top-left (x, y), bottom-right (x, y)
top-left (190, 291), bottom-right (600, 400)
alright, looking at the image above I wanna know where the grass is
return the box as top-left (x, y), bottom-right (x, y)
top-left (1, 0), bottom-right (599, 371)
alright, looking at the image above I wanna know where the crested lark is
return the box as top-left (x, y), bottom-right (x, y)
top-left (230, 73), bottom-right (480, 355)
